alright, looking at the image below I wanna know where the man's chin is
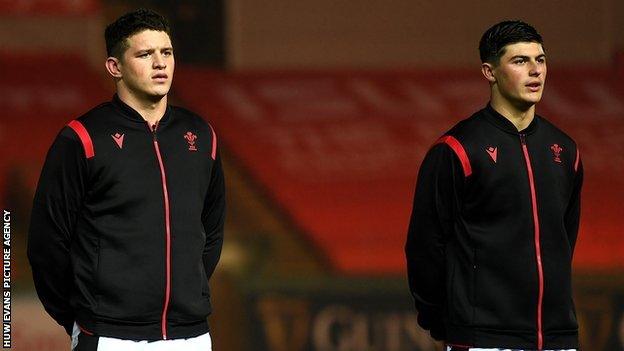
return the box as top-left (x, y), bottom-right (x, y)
top-left (525, 92), bottom-right (543, 103)
top-left (145, 91), bottom-right (169, 103)
top-left (511, 98), bottom-right (539, 112)
top-left (518, 94), bottom-right (542, 107)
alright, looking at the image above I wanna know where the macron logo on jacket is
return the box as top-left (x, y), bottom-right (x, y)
top-left (112, 133), bottom-right (125, 149)
top-left (486, 146), bottom-right (498, 163)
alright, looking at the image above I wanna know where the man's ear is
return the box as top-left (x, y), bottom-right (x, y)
top-left (481, 62), bottom-right (496, 84)
top-left (105, 57), bottom-right (123, 79)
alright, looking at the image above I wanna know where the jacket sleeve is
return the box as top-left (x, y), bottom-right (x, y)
top-left (201, 150), bottom-right (226, 280)
top-left (27, 127), bottom-right (88, 335)
top-left (405, 143), bottom-right (464, 341)
top-left (564, 151), bottom-right (583, 253)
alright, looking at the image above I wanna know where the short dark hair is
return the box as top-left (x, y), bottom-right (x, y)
top-left (479, 20), bottom-right (543, 64)
top-left (105, 8), bottom-right (171, 58)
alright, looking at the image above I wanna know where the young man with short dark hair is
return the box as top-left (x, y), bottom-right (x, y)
top-left (405, 21), bottom-right (582, 351)
top-left (28, 9), bottom-right (225, 351)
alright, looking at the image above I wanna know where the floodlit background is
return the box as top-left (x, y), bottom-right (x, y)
top-left (2, 1), bottom-right (624, 350)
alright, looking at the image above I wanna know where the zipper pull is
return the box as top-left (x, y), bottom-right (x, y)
top-left (520, 133), bottom-right (527, 145)
top-left (147, 121), bottom-right (158, 140)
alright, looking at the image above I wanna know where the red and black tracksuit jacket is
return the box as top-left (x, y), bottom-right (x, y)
top-left (28, 95), bottom-right (225, 341)
top-left (405, 104), bottom-right (582, 350)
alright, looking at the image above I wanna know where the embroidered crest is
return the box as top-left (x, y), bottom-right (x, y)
top-left (184, 132), bottom-right (198, 151)
top-left (550, 144), bottom-right (563, 163)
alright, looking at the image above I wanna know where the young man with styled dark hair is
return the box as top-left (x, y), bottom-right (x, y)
top-left (405, 21), bottom-right (582, 351)
top-left (28, 8), bottom-right (225, 351)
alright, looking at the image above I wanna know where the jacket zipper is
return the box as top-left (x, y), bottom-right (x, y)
top-left (520, 133), bottom-right (544, 350)
top-left (149, 121), bottom-right (172, 340)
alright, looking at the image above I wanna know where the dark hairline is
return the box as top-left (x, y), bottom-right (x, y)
top-left (488, 40), bottom-right (545, 66)
top-left (478, 21), bottom-right (544, 65)
top-left (110, 29), bottom-right (172, 59)
top-left (105, 8), bottom-right (171, 59)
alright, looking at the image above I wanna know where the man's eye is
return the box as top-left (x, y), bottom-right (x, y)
top-left (139, 53), bottom-right (150, 58)
top-left (163, 51), bottom-right (172, 56)
top-left (514, 59), bottom-right (525, 64)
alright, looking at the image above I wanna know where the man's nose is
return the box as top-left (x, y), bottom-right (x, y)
top-left (153, 54), bottom-right (166, 68)
top-left (529, 61), bottom-right (542, 76)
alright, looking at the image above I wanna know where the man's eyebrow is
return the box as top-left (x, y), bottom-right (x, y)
top-left (508, 54), bottom-right (546, 60)
top-left (133, 48), bottom-right (154, 54)
top-left (132, 47), bottom-right (173, 54)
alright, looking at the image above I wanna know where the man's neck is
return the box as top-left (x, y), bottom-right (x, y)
top-left (490, 94), bottom-right (535, 132)
top-left (117, 88), bottom-right (168, 127)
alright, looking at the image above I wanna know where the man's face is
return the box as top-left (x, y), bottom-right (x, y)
top-left (118, 30), bottom-right (174, 101)
top-left (490, 42), bottom-right (546, 109)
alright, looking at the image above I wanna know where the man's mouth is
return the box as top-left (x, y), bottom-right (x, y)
top-left (526, 82), bottom-right (542, 92)
top-left (152, 74), bottom-right (168, 81)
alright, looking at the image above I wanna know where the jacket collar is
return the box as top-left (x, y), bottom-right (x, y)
top-left (482, 103), bottom-right (538, 135)
top-left (112, 94), bottom-right (172, 125)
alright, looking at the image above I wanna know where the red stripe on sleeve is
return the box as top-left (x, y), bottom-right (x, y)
top-left (67, 120), bottom-right (95, 159)
top-left (435, 135), bottom-right (472, 177)
top-left (574, 147), bottom-right (580, 172)
top-left (209, 124), bottom-right (217, 160)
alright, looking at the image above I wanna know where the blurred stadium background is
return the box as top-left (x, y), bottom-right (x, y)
top-left (1, 0), bottom-right (623, 350)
